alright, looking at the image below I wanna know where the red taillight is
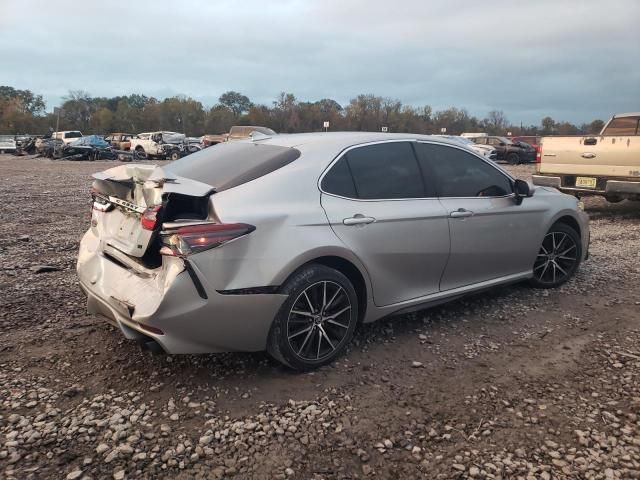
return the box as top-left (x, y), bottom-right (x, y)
top-left (141, 205), bottom-right (162, 230)
top-left (161, 223), bottom-right (255, 256)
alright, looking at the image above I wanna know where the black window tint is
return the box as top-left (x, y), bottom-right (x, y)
top-left (345, 142), bottom-right (424, 199)
top-left (321, 157), bottom-right (357, 198)
top-left (415, 143), bottom-right (513, 198)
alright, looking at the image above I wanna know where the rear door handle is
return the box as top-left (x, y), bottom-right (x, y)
top-left (450, 208), bottom-right (474, 218)
top-left (343, 214), bottom-right (376, 226)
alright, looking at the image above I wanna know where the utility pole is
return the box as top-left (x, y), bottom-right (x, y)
top-left (54, 107), bottom-right (61, 134)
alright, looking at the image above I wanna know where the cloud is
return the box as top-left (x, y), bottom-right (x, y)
top-left (0, 0), bottom-right (638, 124)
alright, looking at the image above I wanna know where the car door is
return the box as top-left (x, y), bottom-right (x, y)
top-left (414, 141), bottom-right (546, 291)
top-left (320, 141), bottom-right (450, 307)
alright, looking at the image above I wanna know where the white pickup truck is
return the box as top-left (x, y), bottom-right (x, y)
top-left (533, 112), bottom-right (640, 202)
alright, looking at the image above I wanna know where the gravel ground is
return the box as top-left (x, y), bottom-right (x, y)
top-left (1, 155), bottom-right (639, 479)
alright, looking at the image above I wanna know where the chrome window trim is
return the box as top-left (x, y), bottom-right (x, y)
top-left (317, 139), bottom-right (516, 202)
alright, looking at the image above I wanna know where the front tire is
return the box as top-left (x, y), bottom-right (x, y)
top-left (530, 223), bottom-right (581, 289)
top-left (267, 264), bottom-right (358, 371)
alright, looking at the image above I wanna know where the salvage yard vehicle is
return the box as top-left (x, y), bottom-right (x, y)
top-left (0, 135), bottom-right (17, 154)
top-left (105, 133), bottom-right (133, 151)
top-left (62, 135), bottom-right (117, 161)
top-left (201, 125), bottom-right (276, 147)
top-left (436, 135), bottom-right (497, 160)
top-left (471, 135), bottom-right (536, 164)
top-left (130, 131), bottom-right (186, 159)
top-left (78, 132), bottom-right (589, 371)
top-left (533, 112), bottom-right (640, 202)
top-left (53, 130), bottom-right (83, 144)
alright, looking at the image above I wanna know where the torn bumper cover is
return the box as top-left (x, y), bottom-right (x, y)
top-left (76, 229), bottom-right (287, 354)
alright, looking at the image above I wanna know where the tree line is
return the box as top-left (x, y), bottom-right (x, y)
top-left (0, 86), bottom-right (605, 137)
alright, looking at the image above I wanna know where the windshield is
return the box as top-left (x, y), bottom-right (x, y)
top-left (496, 137), bottom-right (512, 144)
top-left (165, 141), bottom-right (300, 191)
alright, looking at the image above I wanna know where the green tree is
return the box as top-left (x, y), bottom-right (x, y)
top-left (218, 91), bottom-right (252, 117)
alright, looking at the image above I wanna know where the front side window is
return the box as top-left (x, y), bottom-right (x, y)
top-left (322, 142), bottom-right (425, 199)
top-left (603, 117), bottom-right (639, 136)
top-left (415, 143), bottom-right (513, 198)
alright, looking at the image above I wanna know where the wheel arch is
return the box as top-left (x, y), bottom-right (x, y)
top-left (552, 214), bottom-right (581, 237)
top-left (280, 255), bottom-right (369, 323)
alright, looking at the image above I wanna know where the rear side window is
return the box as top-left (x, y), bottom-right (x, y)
top-left (603, 117), bottom-right (639, 136)
top-left (415, 143), bottom-right (513, 198)
top-left (344, 142), bottom-right (425, 199)
top-left (165, 141), bottom-right (301, 191)
top-left (321, 158), bottom-right (357, 198)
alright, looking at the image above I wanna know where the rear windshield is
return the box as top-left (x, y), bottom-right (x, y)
top-left (164, 141), bottom-right (301, 191)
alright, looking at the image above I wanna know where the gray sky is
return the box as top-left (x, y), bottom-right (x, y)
top-left (1, 0), bottom-right (638, 124)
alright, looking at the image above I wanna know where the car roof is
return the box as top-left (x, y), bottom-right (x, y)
top-left (613, 112), bottom-right (640, 118)
top-left (251, 131), bottom-right (466, 151)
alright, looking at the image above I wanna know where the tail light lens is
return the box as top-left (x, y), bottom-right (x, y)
top-left (160, 223), bottom-right (255, 256)
top-left (141, 205), bottom-right (162, 230)
top-left (536, 146), bottom-right (542, 173)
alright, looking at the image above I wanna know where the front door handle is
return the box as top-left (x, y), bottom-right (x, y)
top-left (450, 208), bottom-right (474, 219)
top-left (343, 214), bottom-right (376, 226)
top-left (581, 152), bottom-right (596, 159)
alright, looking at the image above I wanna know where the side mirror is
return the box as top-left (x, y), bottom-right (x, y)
top-left (513, 179), bottom-right (531, 205)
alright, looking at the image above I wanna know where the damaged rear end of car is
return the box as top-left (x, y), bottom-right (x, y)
top-left (77, 161), bottom-right (286, 354)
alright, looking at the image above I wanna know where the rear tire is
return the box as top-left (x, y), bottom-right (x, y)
top-left (507, 152), bottom-right (520, 165)
top-left (530, 223), bottom-right (581, 289)
top-left (267, 264), bottom-right (358, 371)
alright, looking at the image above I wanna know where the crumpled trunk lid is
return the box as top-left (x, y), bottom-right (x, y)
top-left (91, 164), bottom-right (213, 258)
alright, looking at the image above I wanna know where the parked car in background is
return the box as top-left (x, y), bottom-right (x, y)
top-left (0, 135), bottom-right (18, 154)
top-left (471, 136), bottom-right (536, 164)
top-left (129, 131), bottom-right (186, 159)
top-left (78, 132), bottom-right (589, 371)
top-left (461, 132), bottom-right (487, 138)
top-left (53, 131), bottom-right (83, 144)
top-left (435, 135), bottom-right (497, 160)
top-left (105, 133), bottom-right (133, 151)
top-left (533, 112), bottom-right (640, 202)
top-left (512, 135), bottom-right (541, 154)
top-left (63, 135), bottom-right (117, 161)
top-left (202, 125), bottom-right (277, 147)
top-left (15, 134), bottom-right (38, 154)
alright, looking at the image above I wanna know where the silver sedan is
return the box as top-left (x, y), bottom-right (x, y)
top-left (77, 132), bottom-right (589, 370)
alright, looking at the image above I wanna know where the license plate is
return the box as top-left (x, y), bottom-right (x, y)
top-left (575, 176), bottom-right (597, 188)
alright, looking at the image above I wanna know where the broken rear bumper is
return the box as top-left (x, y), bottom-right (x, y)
top-left (77, 230), bottom-right (288, 354)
